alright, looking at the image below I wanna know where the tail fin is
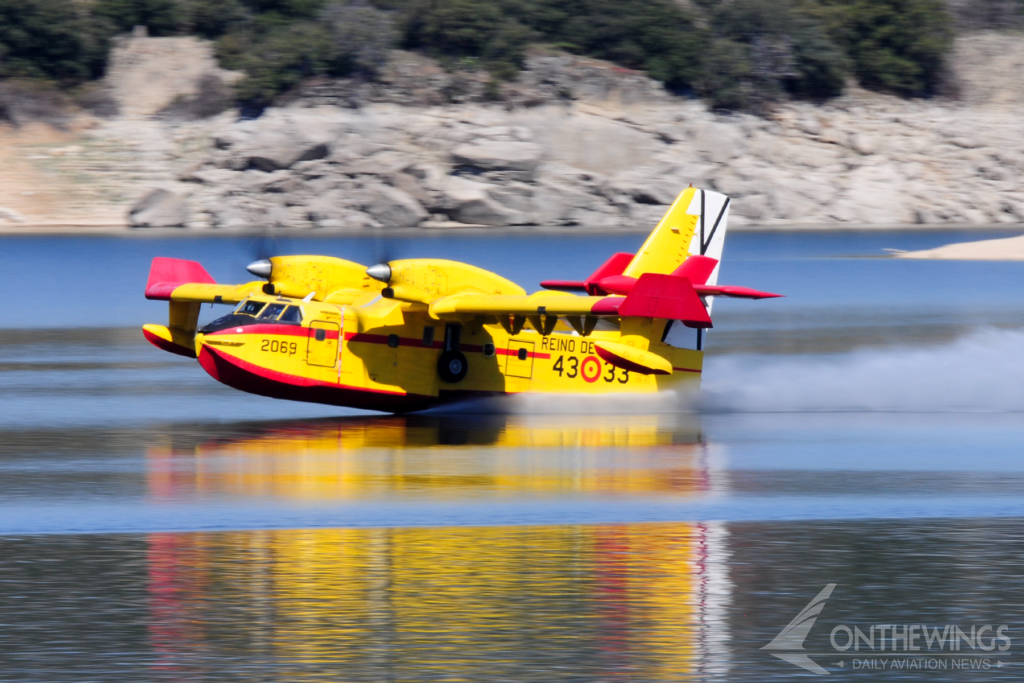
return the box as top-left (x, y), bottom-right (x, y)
top-left (143, 258), bottom-right (216, 359)
top-left (623, 187), bottom-right (731, 282)
top-left (686, 189), bottom-right (731, 288)
top-left (145, 257), bottom-right (216, 300)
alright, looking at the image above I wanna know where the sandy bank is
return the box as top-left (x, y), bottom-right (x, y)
top-left (895, 233), bottom-right (1024, 260)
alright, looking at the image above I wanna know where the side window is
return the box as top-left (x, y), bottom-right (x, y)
top-left (257, 303), bottom-right (287, 320)
top-left (278, 306), bottom-right (302, 323)
top-left (236, 301), bottom-right (265, 316)
top-left (422, 326), bottom-right (435, 347)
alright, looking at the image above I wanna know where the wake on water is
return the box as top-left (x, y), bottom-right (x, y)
top-left (702, 326), bottom-right (1024, 413)
top-left (433, 327), bottom-right (1024, 415)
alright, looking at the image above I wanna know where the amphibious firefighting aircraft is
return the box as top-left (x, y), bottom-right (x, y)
top-left (143, 187), bottom-right (779, 412)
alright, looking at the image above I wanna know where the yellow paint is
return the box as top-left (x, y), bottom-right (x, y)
top-left (594, 339), bottom-right (673, 375)
top-left (622, 186), bottom-right (699, 277)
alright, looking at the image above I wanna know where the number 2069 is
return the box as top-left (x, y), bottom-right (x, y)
top-left (261, 339), bottom-right (298, 356)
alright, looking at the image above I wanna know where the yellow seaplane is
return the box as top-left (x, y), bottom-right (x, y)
top-left (143, 186), bottom-right (779, 412)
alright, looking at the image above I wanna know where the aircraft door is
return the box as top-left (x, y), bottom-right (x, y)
top-left (306, 320), bottom-right (339, 368)
top-left (505, 340), bottom-right (535, 379)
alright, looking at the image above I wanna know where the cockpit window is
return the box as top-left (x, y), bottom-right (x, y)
top-left (278, 306), bottom-right (302, 323)
top-left (257, 303), bottom-right (287, 320)
top-left (237, 301), bottom-right (265, 317)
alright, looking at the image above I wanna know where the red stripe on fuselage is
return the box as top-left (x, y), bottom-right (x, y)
top-left (344, 332), bottom-right (550, 358)
top-left (197, 344), bottom-right (438, 413)
top-left (346, 332), bottom-right (442, 349)
top-left (672, 367), bottom-right (702, 374)
top-left (495, 347), bottom-right (551, 359)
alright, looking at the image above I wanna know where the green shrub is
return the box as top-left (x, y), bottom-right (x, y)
top-left (401, 0), bottom-right (530, 79)
top-left (240, 0), bottom-right (329, 17)
top-left (217, 20), bottom-right (329, 108)
top-left (497, 0), bottom-right (707, 90)
top-left (827, 0), bottom-right (953, 96)
top-left (186, 0), bottom-right (250, 38)
top-left (219, 0), bottom-right (397, 109)
top-left (693, 0), bottom-right (848, 109)
top-left (93, 0), bottom-right (188, 36)
top-left (695, 38), bottom-right (755, 110)
top-left (0, 0), bottom-right (963, 117)
top-left (785, 13), bottom-right (849, 98)
top-left (321, 0), bottom-right (398, 77)
top-left (0, 0), bottom-right (112, 83)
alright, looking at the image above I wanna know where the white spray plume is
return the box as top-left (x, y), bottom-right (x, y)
top-left (701, 326), bottom-right (1024, 413)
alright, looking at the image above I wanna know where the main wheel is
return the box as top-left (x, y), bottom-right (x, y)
top-left (437, 350), bottom-right (468, 383)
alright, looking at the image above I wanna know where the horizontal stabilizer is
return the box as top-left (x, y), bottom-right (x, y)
top-left (539, 280), bottom-right (588, 293)
top-left (539, 252), bottom-right (634, 295)
top-left (693, 285), bottom-right (782, 299)
top-left (618, 273), bottom-right (712, 328)
top-left (146, 257), bottom-right (216, 300)
top-left (584, 252), bottom-right (633, 295)
top-left (672, 255), bottom-right (718, 286)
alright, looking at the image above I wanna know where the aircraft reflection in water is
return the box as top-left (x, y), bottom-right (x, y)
top-left (144, 415), bottom-right (731, 679)
top-left (147, 524), bottom-right (731, 680)
top-left (146, 414), bottom-right (727, 501)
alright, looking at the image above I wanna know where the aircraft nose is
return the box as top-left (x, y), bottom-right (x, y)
top-left (247, 259), bottom-right (272, 279)
top-left (366, 263), bottom-right (392, 283)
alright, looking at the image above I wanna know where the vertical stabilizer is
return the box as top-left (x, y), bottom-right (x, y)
top-left (685, 189), bottom-right (731, 288)
top-left (622, 187), bottom-right (700, 278)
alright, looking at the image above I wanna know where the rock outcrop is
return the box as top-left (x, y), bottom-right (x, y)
top-left (129, 188), bottom-right (188, 227)
top-left (159, 81), bottom-right (1024, 230)
top-left (4, 36), bottom-right (1024, 231)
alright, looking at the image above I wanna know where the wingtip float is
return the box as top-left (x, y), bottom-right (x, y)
top-left (142, 187), bottom-right (780, 413)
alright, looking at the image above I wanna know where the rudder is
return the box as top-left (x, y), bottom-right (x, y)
top-left (623, 187), bottom-right (732, 282)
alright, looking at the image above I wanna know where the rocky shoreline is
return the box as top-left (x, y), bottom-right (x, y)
top-left (2, 34), bottom-right (1024, 233)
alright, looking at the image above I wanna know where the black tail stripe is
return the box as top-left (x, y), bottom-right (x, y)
top-left (702, 197), bottom-right (730, 255)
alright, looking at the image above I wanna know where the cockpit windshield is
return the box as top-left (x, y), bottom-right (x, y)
top-left (278, 306), bottom-right (302, 323)
top-left (236, 301), bottom-right (265, 317)
top-left (257, 303), bottom-right (287, 320)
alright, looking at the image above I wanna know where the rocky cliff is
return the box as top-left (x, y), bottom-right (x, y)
top-left (3, 35), bottom-right (1024, 231)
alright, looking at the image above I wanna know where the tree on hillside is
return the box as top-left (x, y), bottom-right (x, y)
top-left (693, 0), bottom-right (848, 110)
top-left (186, 0), bottom-right (250, 38)
top-left (814, 0), bottom-right (953, 95)
top-left (93, 0), bottom-right (187, 36)
top-left (218, 0), bottom-right (398, 109)
top-left (0, 0), bottom-right (112, 82)
top-left (400, 0), bottom-right (531, 78)
top-left (320, 0), bottom-right (398, 77)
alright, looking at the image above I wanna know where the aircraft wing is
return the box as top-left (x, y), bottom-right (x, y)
top-left (429, 273), bottom-right (716, 329)
top-left (144, 257), bottom-right (263, 304)
top-left (146, 281), bottom-right (263, 304)
top-left (430, 292), bottom-right (608, 317)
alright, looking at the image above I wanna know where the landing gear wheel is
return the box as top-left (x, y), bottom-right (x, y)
top-left (437, 350), bottom-right (468, 383)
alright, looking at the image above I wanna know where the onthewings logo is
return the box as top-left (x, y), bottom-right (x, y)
top-left (762, 584), bottom-right (837, 675)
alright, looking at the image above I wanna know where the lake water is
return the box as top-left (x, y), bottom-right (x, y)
top-left (2, 229), bottom-right (1024, 680)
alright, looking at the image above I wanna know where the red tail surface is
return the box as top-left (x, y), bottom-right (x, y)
top-left (145, 257), bottom-right (216, 300)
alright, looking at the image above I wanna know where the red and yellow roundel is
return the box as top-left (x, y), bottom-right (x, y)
top-left (581, 356), bottom-right (602, 383)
